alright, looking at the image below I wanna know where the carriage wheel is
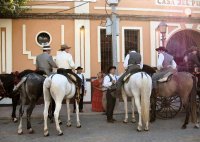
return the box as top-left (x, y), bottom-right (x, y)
top-left (156, 95), bottom-right (182, 119)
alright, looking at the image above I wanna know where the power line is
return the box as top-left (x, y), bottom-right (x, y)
top-left (55, 1), bottom-right (89, 13)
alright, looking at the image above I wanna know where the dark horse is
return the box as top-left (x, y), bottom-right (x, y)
top-left (13, 70), bottom-right (46, 134)
top-left (142, 64), bottom-right (198, 129)
top-left (0, 72), bottom-right (20, 122)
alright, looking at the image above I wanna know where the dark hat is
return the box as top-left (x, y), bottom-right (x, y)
top-left (76, 66), bottom-right (83, 70)
top-left (155, 46), bottom-right (167, 52)
top-left (60, 44), bottom-right (71, 50)
top-left (42, 45), bottom-right (51, 50)
top-left (107, 66), bottom-right (116, 73)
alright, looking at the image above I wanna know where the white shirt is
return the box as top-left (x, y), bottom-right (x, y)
top-left (77, 73), bottom-right (87, 91)
top-left (123, 51), bottom-right (143, 69)
top-left (56, 51), bottom-right (75, 69)
top-left (103, 74), bottom-right (118, 88)
top-left (157, 53), bottom-right (177, 70)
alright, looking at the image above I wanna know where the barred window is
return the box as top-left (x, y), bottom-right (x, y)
top-left (124, 29), bottom-right (140, 56)
top-left (100, 29), bottom-right (112, 73)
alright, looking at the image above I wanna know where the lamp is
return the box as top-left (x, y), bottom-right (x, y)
top-left (157, 21), bottom-right (168, 47)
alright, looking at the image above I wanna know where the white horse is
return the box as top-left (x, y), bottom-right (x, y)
top-left (122, 72), bottom-right (152, 131)
top-left (43, 74), bottom-right (81, 136)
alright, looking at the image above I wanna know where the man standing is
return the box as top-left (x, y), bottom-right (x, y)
top-left (116, 48), bottom-right (143, 94)
top-left (36, 45), bottom-right (57, 75)
top-left (74, 66), bottom-right (87, 113)
top-left (103, 66), bottom-right (117, 123)
top-left (56, 44), bottom-right (81, 86)
top-left (152, 46), bottom-right (177, 88)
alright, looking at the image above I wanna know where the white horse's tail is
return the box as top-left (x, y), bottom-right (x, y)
top-left (44, 76), bottom-right (52, 89)
top-left (140, 72), bottom-right (152, 124)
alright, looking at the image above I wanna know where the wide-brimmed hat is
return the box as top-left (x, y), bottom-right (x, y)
top-left (155, 46), bottom-right (167, 52)
top-left (76, 66), bottom-right (83, 70)
top-left (42, 45), bottom-right (51, 50)
top-left (107, 66), bottom-right (116, 73)
top-left (59, 44), bottom-right (71, 50)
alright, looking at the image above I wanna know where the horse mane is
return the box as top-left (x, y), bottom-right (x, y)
top-left (17, 69), bottom-right (46, 79)
top-left (142, 64), bottom-right (156, 77)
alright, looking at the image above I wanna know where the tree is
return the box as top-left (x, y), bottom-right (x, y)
top-left (0, 0), bottom-right (29, 17)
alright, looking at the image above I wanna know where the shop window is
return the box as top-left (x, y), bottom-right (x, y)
top-left (36, 31), bottom-right (52, 47)
top-left (100, 29), bottom-right (113, 73)
top-left (124, 29), bottom-right (140, 56)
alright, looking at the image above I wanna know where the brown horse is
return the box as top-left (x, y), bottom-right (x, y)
top-left (143, 65), bottom-right (198, 129)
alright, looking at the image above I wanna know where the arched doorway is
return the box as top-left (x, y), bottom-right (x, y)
top-left (166, 30), bottom-right (200, 65)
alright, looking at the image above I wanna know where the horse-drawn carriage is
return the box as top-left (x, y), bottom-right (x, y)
top-left (150, 67), bottom-right (200, 121)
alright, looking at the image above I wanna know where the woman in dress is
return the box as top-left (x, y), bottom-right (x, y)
top-left (92, 72), bottom-right (105, 112)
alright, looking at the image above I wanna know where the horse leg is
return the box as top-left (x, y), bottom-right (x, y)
top-left (131, 97), bottom-right (136, 123)
top-left (122, 92), bottom-right (128, 123)
top-left (66, 99), bottom-right (72, 127)
top-left (54, 101), bottom-right (63, 135)
top-left (18, 96), bottom-right (26, 135)
top-left (182, 104), bottom-right (190, 129)
top-left (134, 93), bottom-right (142, 132)
top-left (75, 100), bottom-right (81, 128)
top-left (26, 99), bottom-right (36, 134)
top-left (12, 95), bottom-right (19, 123)
top-left (43, 88), bottom-right (51, 137)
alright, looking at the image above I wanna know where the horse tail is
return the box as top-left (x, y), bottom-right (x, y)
top-left (141, 72), bottom-right (152, 125)
top-left (189, 76), bottom-right (197, 123)
top-left (13, 76), bottom-right (27, 92)
top-left (44, 76), bottom-right (52, 89)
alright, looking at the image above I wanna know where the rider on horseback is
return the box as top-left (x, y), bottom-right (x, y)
top-left (55, 44), bottom-right (82, 90)
top-left (116, 48), bottom-right (143, 94)
top-left (152, 46), bottom-right (177, 88)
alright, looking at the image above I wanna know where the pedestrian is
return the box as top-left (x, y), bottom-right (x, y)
top-left (73, 66), bottom-right (87, 113)
top-left (103, 66), bottom-right (117, 123)
top-left (92, 72), bottom-right (104, 112)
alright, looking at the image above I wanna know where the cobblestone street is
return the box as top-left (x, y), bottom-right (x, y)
top-left (0, 105), bottom-right (199, 142)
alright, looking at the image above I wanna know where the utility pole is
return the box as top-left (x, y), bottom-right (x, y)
top-left (108, 0), bottom-right (119, 73)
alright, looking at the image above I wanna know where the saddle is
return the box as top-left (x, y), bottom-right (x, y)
top-left (157, 72), bottom-right (173, 83)
top-left (123, 69), bottom-right (142, 83)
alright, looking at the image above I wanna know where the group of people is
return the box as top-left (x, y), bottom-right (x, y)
top-left (36, 44), bottom-right (86, 113)
top-left (36, 43), bottom-right (200, 123)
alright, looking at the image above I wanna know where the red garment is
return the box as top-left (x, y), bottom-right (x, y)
top-left (92, 79), bottom-right (104, 112)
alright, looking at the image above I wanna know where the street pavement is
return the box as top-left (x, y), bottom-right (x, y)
top-left (0, 104), bottom-right (200, 142)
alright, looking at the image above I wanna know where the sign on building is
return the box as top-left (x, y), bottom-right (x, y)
top-left (156, 0), bottom-right (200, 7)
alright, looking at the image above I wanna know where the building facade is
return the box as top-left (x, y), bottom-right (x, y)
top-left (0, 0), bottom-right (200, 103)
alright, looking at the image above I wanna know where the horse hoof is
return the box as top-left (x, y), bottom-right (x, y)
top-left (144, 128), bottom-right (149, 131)
top-left (28, 128), bottom-right (34, 134)
top-left (181, 125), bottom-right (187, 129)
top-left (18, 130), bottom-right (23, 135)
top-left (131, 119), bottom-right (136, 123)
top-left (137, 129), bottom-right (142, 132)
top-left (77, 125), bottom-right (81, 128)
top-left (13, 118), bottom-right (18, 123)
top-left (123, 120), bottom-right (128, 124)
top-left (194, 125), bottom-right (199, 129)
top-left (67, 124), bottom-right (72, 127)
top-left (44, 133), bottom-right (49, 137)
top-left (58, 132), bottom-right (63, 136)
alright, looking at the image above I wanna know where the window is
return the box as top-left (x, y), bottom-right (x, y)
top-left (36, 31), bottom-right (52, 47)
top-left (100, 29), bottom-right (112, 73)
top-left (124, 29), bottom-right (140, 56)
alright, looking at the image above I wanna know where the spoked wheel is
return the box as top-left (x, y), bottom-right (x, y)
top-left (156, 95), bottom-right (182, 119)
